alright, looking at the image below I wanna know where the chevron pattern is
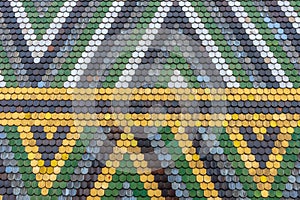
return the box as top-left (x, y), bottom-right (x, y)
top-left (1, 0), bottom-right (300, 199)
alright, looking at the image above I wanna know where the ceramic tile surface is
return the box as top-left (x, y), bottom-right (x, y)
top-left (1, 0), bottom-right (300, 199)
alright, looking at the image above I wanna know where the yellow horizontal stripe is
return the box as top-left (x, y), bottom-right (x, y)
top-left (0, 87), bottom-right (299, 101)
top-left (0, 113), bottom-right (298, 128)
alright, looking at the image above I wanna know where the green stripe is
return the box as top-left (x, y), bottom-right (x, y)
top-left (167, 51), bottom-right (200, 88)
top-left (51, 0), bottom-right (164, 87)
top-left (240, 1), bottom-right (300, 87)
top-left (20, 0), bottom-right (68, 39)
top-left (154, 50), bottom-right (200, 88)
top-left (219, 127), bottom-right (258, 198)
top-left (5, 125), bottom-right (92, 199)
top-left (6, 126), bottom-right (42, 198)
top-left (53, 126), bottom-right (97, 193)
top-left (290, 1), bottom-right (300, 12)
top-left (102, 1), bottom-right (164, 88)
top-left (191, 1), bottom-right (252, 88)
top-left (102, 153), bottom-right (150, 200)
top-left (268, 127), bottom-right (300, 199)
top-left (0, 41), bottom-right (17, 87)
top-left (158, 126), bottom-right (205, 199)
top-left (50, 0), bottom-right (117, 87)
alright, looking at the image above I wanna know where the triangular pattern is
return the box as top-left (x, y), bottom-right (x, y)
top-left (86, 124), bottom-right (221, 199)
top-left (3, 0), bottom-right (300, 199)
top-left (111, 0), bottom-right (241, 89)
top-left (105, 0), bottom-right (175, 88)
top-left (109, 3), bottom-right (219, 89)
top-left (19, 124), bottom-right (79, 195)
top-left (15, 0), bottom-right (70, 38)
top-left (60, 0), bottom-right (258, 89)
top-left (4, 117), bottom-right (82, 196)
top-left (239, 126), bottom-right (280, 168)
top-left (5, 124), bottom-right (94, 198)
top-left (102, 154), bottom-right (150, 199)
top-left (222, 113), bottom-right (300, 198)
top-left (2, 0), bottom-right (300, 87)
top-left (0, 0), bottom-right (122, 87)
top-left (87, 124), bottom-right (183, 199)
top-left (1, 0), bottom-right (300, 88)
top-left (32, 126), bottom-right (68, 167)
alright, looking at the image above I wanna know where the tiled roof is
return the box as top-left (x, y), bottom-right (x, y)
top-left (1, 0), bottom-right (300, 199)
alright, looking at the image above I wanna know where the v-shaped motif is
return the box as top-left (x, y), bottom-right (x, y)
top-left (225, 113), bottom-right (298, 198)
top-left (17, 121), bottom-right (80, 195)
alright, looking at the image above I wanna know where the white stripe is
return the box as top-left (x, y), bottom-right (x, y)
top-left (258, 1), bottom-right (300, 72)
top-left (278, 1), bottom-right (300, 34)
top-left (0, 74), bottom-right (5, 87)
top-left (226, 0), bottom-right (293, 88)
top-left (180, 0), bottom-right (239, 88)
top-left (115, 1), bottom-right (174, 88)
top-left (64, 1), bottom-right (125, 88)
top-left (8, 0), bottom-right (79, 63)
top-left (167, 70), bottom-right (188, 88)
top-left (66, 0), bottom-right (240, 88)
top-left (117, 0), bottom-right (240, 88)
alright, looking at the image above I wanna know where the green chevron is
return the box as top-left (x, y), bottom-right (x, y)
top-left (102, 153), bottom-right (150, 200)
top-left (0, 41), bottom-right (17, 87)
top-left (5, 125), bottom-right (95, 199)
top-left (20, 0), bottom-right (68, 40)
top-left (51, 0), bottom-right (164, 87)
top-left (240, 1), bottom-right (300, 87)
top-left (219, 127), bottom-right (257, 198)
top-left (191, 0), bottom-right (253, 88)
top-left (158, 126), bottom-right (205, 198)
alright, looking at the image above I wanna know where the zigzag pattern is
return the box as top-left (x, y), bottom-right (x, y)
top-left (1, 0), bottom-right (300, 88)
top-left (1, 1), bottom-right (300, 199)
